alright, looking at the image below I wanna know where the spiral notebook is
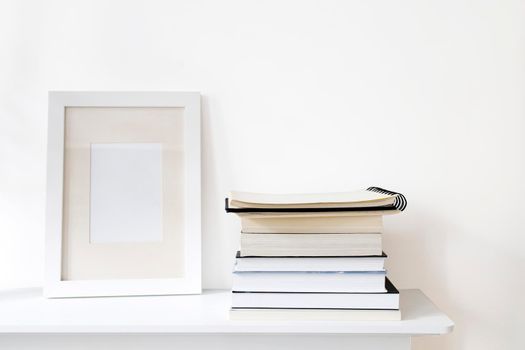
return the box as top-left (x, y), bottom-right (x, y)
top-left (225, 187), bottom-right (407, 213)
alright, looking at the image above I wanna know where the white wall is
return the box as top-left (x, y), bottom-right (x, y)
top-left (0, 0), bottom-right (524, 349)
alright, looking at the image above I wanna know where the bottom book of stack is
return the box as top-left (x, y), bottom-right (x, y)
top-left (230, 253), bottom-right (401, 321)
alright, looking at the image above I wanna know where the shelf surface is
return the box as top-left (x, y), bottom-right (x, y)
top-left (0, 288), bottom-right (453, 334)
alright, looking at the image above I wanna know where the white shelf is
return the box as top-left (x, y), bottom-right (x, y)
top-left (0, 288), bottom-right (453, 335)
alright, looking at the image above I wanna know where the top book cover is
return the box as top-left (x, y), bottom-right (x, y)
top-left (225, 187), bottom-right (407, 213)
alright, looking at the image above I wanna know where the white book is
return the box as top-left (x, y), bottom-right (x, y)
top-left (240, 233), bottom-right (382, 257)
top-left (232, 278), bottom-right (399, 310)
top-left (232, 271), bottom-right (387, 293)
top-left (233, 252), bottom-right (387, 272)
top-left (229, 308), bottom-right (401, 321)
top-left (240, 214), bottom-right (383, 234)
top-left (231, 291), bottom-right (398, 309)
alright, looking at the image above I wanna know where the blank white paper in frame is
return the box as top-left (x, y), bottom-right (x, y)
top-left (89, 143), bottom-right (163, 244)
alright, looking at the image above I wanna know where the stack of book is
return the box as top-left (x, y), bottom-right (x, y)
top-left (225, 187), bottom-right (407, 321)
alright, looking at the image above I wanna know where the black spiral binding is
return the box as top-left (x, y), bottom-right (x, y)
top-left (366, 186), bottom-right (407, 211)
top-left (225, 186), bottom-right (407, 213)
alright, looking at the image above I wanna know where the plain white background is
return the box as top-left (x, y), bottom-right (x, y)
top-left (0, 0), bottom-right (523, 349)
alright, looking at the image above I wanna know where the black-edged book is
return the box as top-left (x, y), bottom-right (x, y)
top-left (234, 251), bottom-right (388, 272)
top-left (232, 277), bottom-right (399, 310)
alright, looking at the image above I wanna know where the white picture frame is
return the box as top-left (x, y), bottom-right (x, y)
top-left (45, 91), bottom-right (201, 298)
